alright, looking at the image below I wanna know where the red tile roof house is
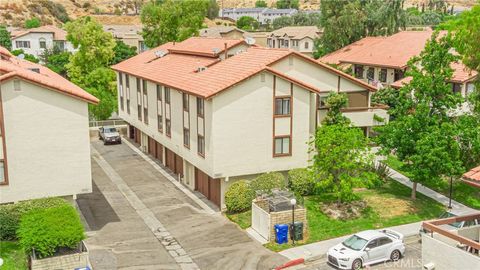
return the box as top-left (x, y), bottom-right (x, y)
top-left (111, 37), bottom-right (389, 209)
top-left (0, 46), bottom-right (98, 203)
top-left (320, 30), bottom-right (478, 98)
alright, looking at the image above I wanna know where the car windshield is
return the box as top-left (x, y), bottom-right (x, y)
top-left (342, 235), bottom-right (368, 251)
top-left (104, 128), bottom-right (117, 133)
top-left (439, 212), bottom-right (462, 228)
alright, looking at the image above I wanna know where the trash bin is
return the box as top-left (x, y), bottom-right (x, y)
top-left (289, 221), bottom-right (303, 241)
top-left (274, 224), bottom-right (289, 244)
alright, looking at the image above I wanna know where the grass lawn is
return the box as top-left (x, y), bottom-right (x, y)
top-left (226, 210), bottom-right (252, 229)
top-left (0, 241), bottom-right (28, 270)
top-left (384, 155), bottom-right (480, 210)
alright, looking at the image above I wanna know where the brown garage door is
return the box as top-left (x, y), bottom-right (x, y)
top-left (195, 168), bottom-right (220, 207)
top-left (175, 154), bottom-right (183, 177)
top-left (165, 148), bottom-right (175, 173)
top-left (155, 142), bottom-right (163, 163)
top-left (148, 137), bottom-right (156, 156)
top-left (134, 128), bottom-right (141, 144)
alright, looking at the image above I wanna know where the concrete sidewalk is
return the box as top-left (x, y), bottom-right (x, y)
top-left (279, 221), bottom-right (422, 260)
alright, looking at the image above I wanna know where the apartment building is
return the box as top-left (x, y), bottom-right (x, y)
top-left (10, 25), bottom-right (75, 59)
top-left (319, 30), bottom-right (478, 95)
top-left (103, 24), bottom-right (147, 53)
top-left (112, 37), bottom-right (387, 209)
top-left (200, 26), bottom-right (269, 47)
top-left (220, 8), bottom-right (297, 25)
top-left (267, 26), bottom-right (322, 56)
top-left (0, 46), bottom-right (98, 203)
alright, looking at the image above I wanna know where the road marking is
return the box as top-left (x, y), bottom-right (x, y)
top-left (121, 137), bottom-right (216, 215)
top-left (91, 146), bottom-right (200, 270)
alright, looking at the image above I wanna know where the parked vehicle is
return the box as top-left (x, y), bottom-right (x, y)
top-left (98, 126), bottom-right (121, 145)
top-left (327, 229), bottom-right (405, 270)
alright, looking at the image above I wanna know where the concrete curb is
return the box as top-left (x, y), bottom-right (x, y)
top-left (274, 258), bottom-right (305, 270)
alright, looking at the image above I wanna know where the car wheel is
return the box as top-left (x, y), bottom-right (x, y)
top-left (351, 259), bottom-right (362, 270)
top-left (390, 250), bottom-right (401, 261)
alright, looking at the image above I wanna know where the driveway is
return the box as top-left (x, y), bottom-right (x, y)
top-left (78, 140), bottom-right (287, 270)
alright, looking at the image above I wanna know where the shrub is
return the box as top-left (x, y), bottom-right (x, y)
top-left (0, 198), bottom-right (68, 241)
top-left (288, 168), bottom-right (315, 196)
top-left (225, 180), bottom-right (255, 213)
top-left (250, 172), bottom-right (286, 195)
top-left (25, 17), bottom-right (41, 29)
top-left (18, 204), bottom-right (85, 258)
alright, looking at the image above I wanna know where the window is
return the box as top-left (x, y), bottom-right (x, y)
top-left (156, 85), bottom-right (163, 132)
top-left (166, 119), bottom-right (171, 137)
top-left (13, 80), bottom-right (21, 91)
top-left (126, 74), bottom-right (130, 114)
top-left (366, 67), bottom-right (375, 80)
top-left (379, 68), bottom-right (387, 83)
top-left (198, 135), bottom-right (205, 156)
top-left (165, 87), bottom-right (171, 104)
top-left (394, 69), bottom-right (405, 81)
top-left (137, 78), bottom-right (142, 121)
top-left (304, 42), bottom-right (309, 49)
top-left (143, 80), bottom-right (148, 125)
top-left (15, 41), bottom-right (30, 48)
top-left (119, 72), bottom-right (124, 111)
top-left (452, 83), bottom-right (462, 94)
top-left (354, 65), bottom-right (364, 79)
top-left (157, 115), bottom-right (163, 133)
top-left (39, 38), bottom-right (46, 49)
top-left (54, 41), bottom-right (65, 51)
top-left (366, 239), bottom-right (379, 249)
top-left (318, 96), bottom-right (328, 109)
top-left (275, 97), bottom-right (291, 115)
top-left (197, 97), bottom-right (204, 117)
top-left (284, 40), bottom-right (289, 48)
top-left (467, 83), bottom-right (476, 96)
top-left (183, 93), bottom-right (189, 111)
top-left (183, 128), bottom-right (190, 148)
top-left (274, 137), bottom-right (290, 156)
top-left (378, 237), bottom-right (392, 246)
top-left (0, 161), bottom-right (5, 183)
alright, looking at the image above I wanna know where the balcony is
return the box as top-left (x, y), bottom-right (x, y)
top-left (341, 105), bottom-right (389, 127)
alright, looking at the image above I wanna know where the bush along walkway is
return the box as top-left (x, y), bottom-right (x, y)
top-left (377, 159), bottom-right (476, 212)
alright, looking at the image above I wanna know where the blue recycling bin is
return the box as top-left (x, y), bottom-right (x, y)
top-left (274, 224), bottom-right (289, 244)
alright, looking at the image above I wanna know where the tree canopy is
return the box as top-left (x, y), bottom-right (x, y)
top-left (321, 92), bottom-right (351, 126)
top-left (112, 40), bottom-right (137, 65)
top-left (25, 18), bottom-right (41, 29)
top-left (276, 0), bottom-right (299, 9)
top-left (140, 0), bottom-right (208, 48)
top-left (0, 25), bottom-right (11, 50)
top-left (236, 16), bottom-right (260, 31)
top-left (255, 0), bottom-right (268, 8)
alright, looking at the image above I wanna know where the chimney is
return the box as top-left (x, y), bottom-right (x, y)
top-left (224, 42), bottom-right (228, 59)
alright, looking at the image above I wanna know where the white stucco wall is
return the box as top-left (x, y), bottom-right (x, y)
top-left (422, 234), bottom-right (480, 270)
top-left (0, 79), bottom-right (92, 203)
top-left (12, 32), bottom-right (76, 60)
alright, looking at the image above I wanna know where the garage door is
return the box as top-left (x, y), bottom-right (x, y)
top-left (155, 142), bottom-right (163, 163)
top-left (148, 137), bottom-right (156, 156)
top-left (195, 168), bottom-right (220, 207)
top-left (165, 148), bottom-right (175, 173)
top-left (175, 154), bottom-right (183, 177)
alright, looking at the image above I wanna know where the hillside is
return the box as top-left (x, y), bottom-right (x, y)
top-left (0, 0), bottom-right (476, 27)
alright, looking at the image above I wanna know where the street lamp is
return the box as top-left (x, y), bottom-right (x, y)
top-left (290, 198), bottom-right (297, 245)
top-left (448, 176), bottom-right (453, 209)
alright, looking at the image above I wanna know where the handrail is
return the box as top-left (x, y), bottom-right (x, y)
top-left (89, 119), bottom-right (127, 128)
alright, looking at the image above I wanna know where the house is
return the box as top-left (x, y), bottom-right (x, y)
top-left (111, 37), bottom-right (388, 209)
top-left (421, 166), bottom-right (480, 270)
top-left (220, 8), bottom-right (297, 25)
top-left (266, 26), bottom-right (322, 56)
top-left (320, 30), bottom-right (477, 96)
top-left (103, 24), bottom-right (146, 53)
top-left (199, 26), bottom-right (268, 47)
top-left (0, 46), bottom-right (98, 203)
top-left (10, 25), bottom-right (75, 59)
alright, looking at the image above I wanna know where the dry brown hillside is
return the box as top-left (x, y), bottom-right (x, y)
top-left (0, 0), bottom-right (476, 27)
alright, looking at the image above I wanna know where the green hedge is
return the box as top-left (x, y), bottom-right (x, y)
top-left (250, 172), bottom-right (286, 195)
top-left (225, 180), bottom-right (255, 213)
top-left (0, 198), bottom-right (68, 241)
top-left (288, 168), bottom-right (315, 196)
top-left (17, 204), bottom-right (85, 258)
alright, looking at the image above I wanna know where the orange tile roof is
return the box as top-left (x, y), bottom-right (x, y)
top-left (0, 47), bottom-right (98, 104)
top-left (320, 30), bottom-right (445, 69)
top-left (11, 25), bottom-right (68, 41)
top-left (167, 37), bottom-right (247, 57)
top-left (112, 37), bottom-right (376, 98)
top-left (463, 166), bottom-right (480, 187)
top-left (391, 62), bottom-right (477, 88)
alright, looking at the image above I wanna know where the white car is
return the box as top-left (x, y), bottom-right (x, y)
top-left (327, 229), bottom-right (405, 270)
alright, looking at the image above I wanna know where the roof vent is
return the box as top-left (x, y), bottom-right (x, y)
top-left (28, 68), bottom-right (40, 73)
top-left (196, 66), bottom-right (207, 73)
top-left (212, 48), bottom-right (221, 55)
top-left (245, 37), bottom-right (256, 45)
top-left (154, 50), bottom-right (168, 58)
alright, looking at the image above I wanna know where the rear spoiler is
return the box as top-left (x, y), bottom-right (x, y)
top-left (380, 229), bottom-right (404, 240)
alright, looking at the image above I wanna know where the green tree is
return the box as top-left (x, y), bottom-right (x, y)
top-left (141, 0), bottom-right (208, 48)
top-left (65, 17), bottom-right (117, 120)
top-left (276, 0), bottom-right (299, 9)
top-left (11, 49), bottom-right (39, 63)
top-left (236, 16), bottom-right (259, 30)
top-left (206, 0), bottom-right (219, 19)
top-left (255, 0), bottom-right (268, 8)
top-left (322, 92), bottom-right (350, 126)
top-left (0, 25), bottom-right (12, 50)
top-left (25, 17), bottom-right (41, 29)
top-left (112, 40), bottom-right (137, 65)
top-left (312, 123), bottom-right (375, 203)
top-left (272, 16), bottom-right (293, 29)
top-left (375, 33), bottom-right (464, 199)
top-left (39, 48), bottom-right (71, 77)
top-left (371, 86), bottom-right (401, 112)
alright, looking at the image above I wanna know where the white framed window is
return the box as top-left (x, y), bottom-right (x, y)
top-left (275, 97), bottom-right (291, 115)
top-left (274, 137), bottom-right (290, 156)
top-left (15, 41), bottom-right (30, 48)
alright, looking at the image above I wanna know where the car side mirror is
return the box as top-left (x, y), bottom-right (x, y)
top-left (365, 247), bottom-right (371, 252)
